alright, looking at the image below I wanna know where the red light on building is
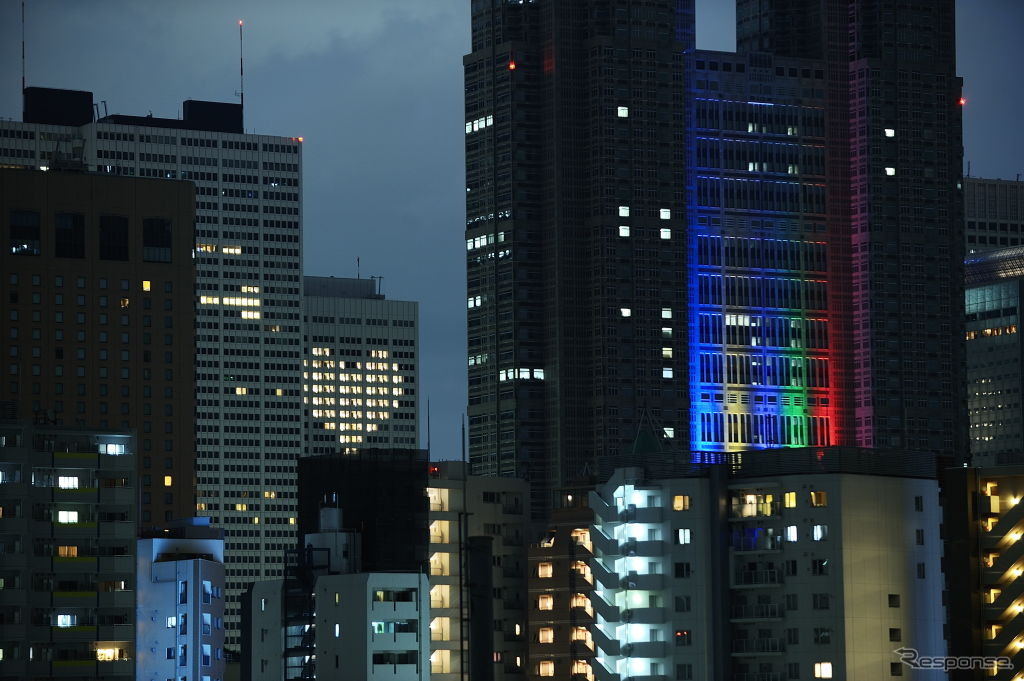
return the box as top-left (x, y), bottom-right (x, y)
top-left (508, 59), bottom-right (517, 71)
top-left (959, 96), bottom-right (967, 106)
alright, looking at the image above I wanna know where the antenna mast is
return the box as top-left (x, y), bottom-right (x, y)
top-left (238, 20), bottom-right (245, 128)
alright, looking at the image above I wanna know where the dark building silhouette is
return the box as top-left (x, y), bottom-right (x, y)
top-left (296, 449), bottom-right (429, 572)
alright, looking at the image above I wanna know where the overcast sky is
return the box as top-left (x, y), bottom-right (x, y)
top-left (1, 1), bottom-right (1020, 460)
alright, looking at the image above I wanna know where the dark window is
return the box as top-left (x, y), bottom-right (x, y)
top-left (143, 218), bottom-right (172, 262)
top-left (10, 210), bottom-right (41, 255)
top-left (99, 215), bottom-right (129, 260)
top-left (889, 628), bottom-right (901, 642)
top-left (890, 662), bottom-right (903, 676)
top-left (888, 594), bottom-right (900, 607)
top-left (54, 213), bottom-right (85, 258)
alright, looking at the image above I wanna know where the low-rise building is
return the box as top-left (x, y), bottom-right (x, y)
top-left (136, 518), bottom-right (226, 681)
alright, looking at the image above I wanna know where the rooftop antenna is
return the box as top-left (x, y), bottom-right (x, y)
top-left (357, 257), bottom-right (360, 279)
top-left (426, 400), bottom-right (431, 453)
top-left (238, 20), bottom-right (245, 128)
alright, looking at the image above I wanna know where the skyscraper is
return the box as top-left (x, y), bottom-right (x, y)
top-left (464, 0), bottom-right (965, 515)
top-left (1, 87), bottom-right (304, 646)
top-left (464, 0), bottom-right (696, 518)
top-left (302, 276), bottom-right (419, 454)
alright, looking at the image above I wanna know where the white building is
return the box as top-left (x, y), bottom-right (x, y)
top-left (244, 506), bottom-right (430, 681)
top-left (303, 276), bottom-right (419, 454)
top-left (136, 518), bottom-right (226, 681)
top-left (588, 450), bottom-right (946, 681)
top-left (0, 87), bottom-right (304, 646)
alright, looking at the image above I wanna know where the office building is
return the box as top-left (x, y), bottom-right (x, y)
top-left (0, 423), bottom-right (136, 681)
top-left (302, 276), bottom-right (419, 454)
top-left (945, 466), bottom-right (1024, 680)
top-left (463, 0), bottom-right (694, 517)
top-left (136, 518), bottom-right (226, 681)
top-left (464, 0), bottom-right (965, 518)
top-left (0, 86), bottom-right (305, 645)
top-left (427, 461), bottom-right (530, 681)
top-left (965, 177), bottom-right (1024, 255)
top-left (0, 167), bottom-right (196, 524)
top-left (575, 450), bottom-right (945, 681)
top-left (965, 248), bottom-right (1024, 466)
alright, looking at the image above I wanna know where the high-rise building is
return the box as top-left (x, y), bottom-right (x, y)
top-left (964, 177), bottom-right (1024, 255)
top-left (302, 276), bottom-right (419, 454)
top-left (464, 0), bottom-right (965, 517)
top-left (964, 248), bottom-right (1024, 466)
top-left (0, 86), bottom-right (304, 646)
top-left (136, 518), bottom-right (226, 681)
top-left (0, 423), bottom-right (136, 681)
top-left (0, 167), bottom-right (196, 523)
top-left (463, 0), bottom-right (695, 518)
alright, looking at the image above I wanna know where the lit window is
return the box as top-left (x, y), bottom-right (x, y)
top-left (57, 510), bottom-right (79, 524)
top-left (662, 327), bottom-right (672, 338)
top-left (662, 347), bottom-right (673, 358)
top-left (885, 167), bottom-right (896, 176)
top-left (58, 476), bottom-right (78, 489)
top-left (538, 563), bottom-right (553, 578)
top-left (167, 616), bottom-right (177, 628)
top-left (617, 106), bottom-right (629, 118)
top-left (163, 475), bottom-right (173, 487)
top-left (96, 648), bottom-right (117, 661)
top-left (884, 128), bottom-right (895, 137)
top-left (58, 545), bottom-right (78, 557)
top-left (618, 206), bottom-right (630, 217)
top-left (663, 427), bottom-right (675, 439)
top-left (539, 661), bottom-right (555, 677)
top-left (538, 595), bottom-right (554, 610)
top-left (662, 367), bottom-right (674, 379)
top-left (660, 209), bottom-right (671, 220)
top-left (56, 614), bottom-right (76, 627)
top-left (784, 491), bottom-right (796, 508)
top-left (620, 308), bottom-right (632, 317)
top-left (618, 225), bottom-right (630, 237)
top-left (814, 662), bottom-right (833, 678)
top-left (661, 308), bottom-right (673, 319)
top-left (810, 491), bottom-right (827, 507)
top-left (335, 623), bottom-right (340, 637)
top-left (812, 525), bottom-right (828, 541)
top-left (677, 529), bottom-right (691, 544)
top-left (538, 627), bottom-right (554, 643)
top-left (660, 228), bottom-right (672, 240)
top-left (673, 495), bottom-right (690, 511)
top-left (119, 297), bottom-right (129, 308)
top-left (785, 525), bottom-right (798, 542)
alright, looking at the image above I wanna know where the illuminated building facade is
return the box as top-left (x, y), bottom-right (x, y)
top-left (945, 466), bottom-right (1024, 680)
top-left (585, 451), bottom-right (945, 680)
top-left (687, 51), bottom-right (833, 459)
top-left (427, 461), bottom-right (530, 681)
top-left (465, 0), bottom-right (965, 518)
top-left (0, 86), bottom-right (305, 646)
top-left (965, 249), bottom-right (1024, 466)
top-left (302, 276), bottom-right (418, 454)
top-left (0, 423), bottom-right (136, 680)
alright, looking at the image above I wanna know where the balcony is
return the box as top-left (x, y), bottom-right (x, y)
top-left (731, 638), bottom-right (783, 656)
top-left (733, 570), bottom-right (782, 587)
top-left (730, 604), bottom-right (782, 621)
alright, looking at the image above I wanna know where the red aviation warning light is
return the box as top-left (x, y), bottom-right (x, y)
top-left (959, 96), bottom-right (967, 106)
top-left (508, 59), bottom-right (517, 71)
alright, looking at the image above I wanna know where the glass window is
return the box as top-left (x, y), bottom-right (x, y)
top-left (54, 213), bottom-right (85, 258)
top-left (143, 218), bottom-right (172, 263)
top-left (98, 215), bottom-right (129, 261)
top-left (9, 210), bottom-right (40, 255)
